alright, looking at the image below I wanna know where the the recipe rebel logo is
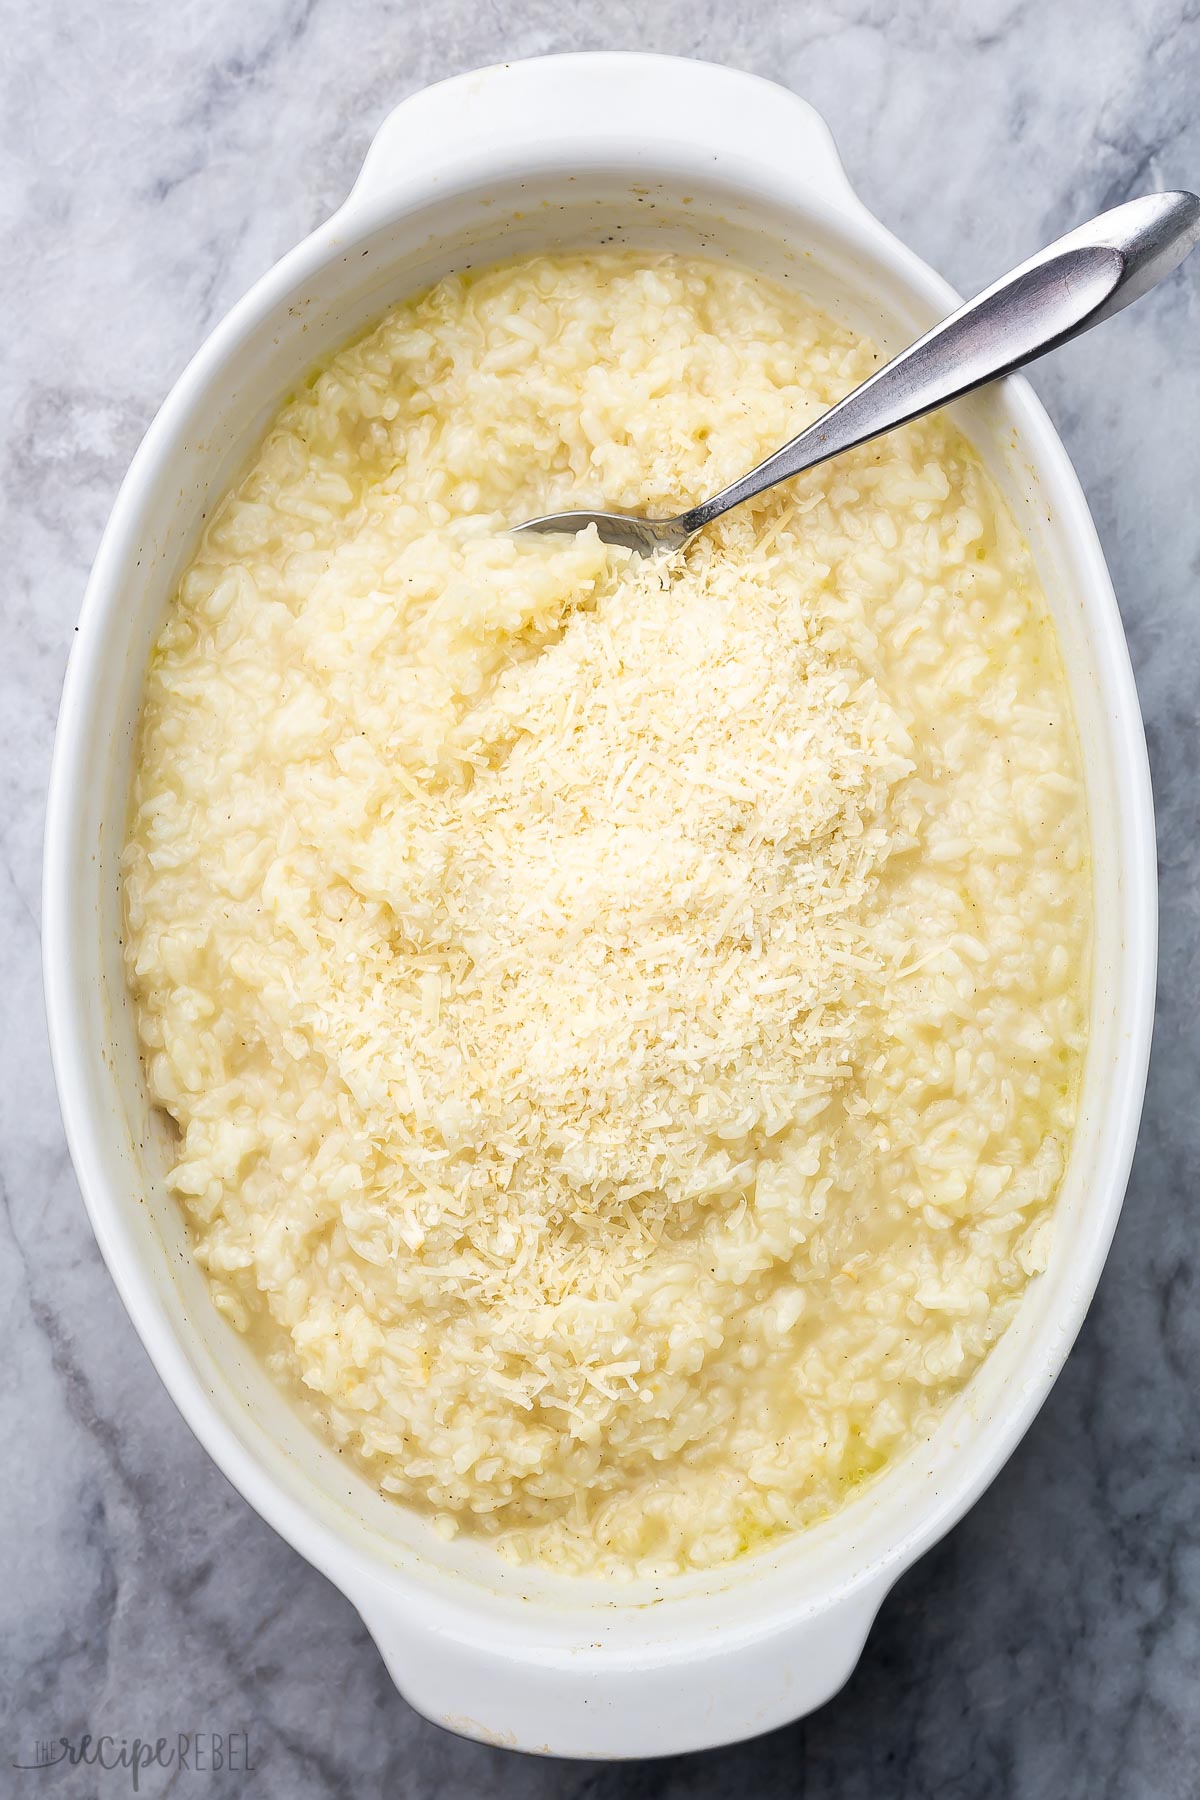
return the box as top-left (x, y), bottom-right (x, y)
top-left (11, 1731), bottom-right (257, 1790)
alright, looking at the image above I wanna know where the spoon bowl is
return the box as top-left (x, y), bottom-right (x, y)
top-left (514, 507), bottom-right (698, 555)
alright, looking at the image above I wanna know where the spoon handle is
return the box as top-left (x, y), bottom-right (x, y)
top-left (683, 191), bottom-right (1200, 534)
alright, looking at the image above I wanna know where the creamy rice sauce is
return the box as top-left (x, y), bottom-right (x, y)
top-left (123, 253), bottom-right (1089, 1575)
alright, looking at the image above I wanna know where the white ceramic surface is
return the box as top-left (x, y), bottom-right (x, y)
top-left (42, 53), bottom-right (1156, 1759)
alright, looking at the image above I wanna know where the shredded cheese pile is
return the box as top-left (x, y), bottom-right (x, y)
top-left (321, 533), bottom-right (912, 1328)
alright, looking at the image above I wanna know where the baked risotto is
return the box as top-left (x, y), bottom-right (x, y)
top-left (123, 252), bottom-right (1089, 1576)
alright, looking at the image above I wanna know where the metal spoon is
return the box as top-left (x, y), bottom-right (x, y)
top-left (514, 191), bottom-right (1200, 556)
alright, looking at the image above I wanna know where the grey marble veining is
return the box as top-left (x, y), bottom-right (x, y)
top-left (2, 1), bottom-right (1199, 1794)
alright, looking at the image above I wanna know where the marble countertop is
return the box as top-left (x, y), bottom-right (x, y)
top-left (4, 1), bottom-right (1198, 1794)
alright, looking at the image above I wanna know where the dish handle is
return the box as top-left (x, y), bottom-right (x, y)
top-left (352, 1573), bottom-right (892, 1757)
top-left (344, 53), bottom-right (872, 226)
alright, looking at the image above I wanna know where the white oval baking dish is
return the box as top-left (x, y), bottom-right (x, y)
top-left (43, 53), bottom-right (1156, 1759)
